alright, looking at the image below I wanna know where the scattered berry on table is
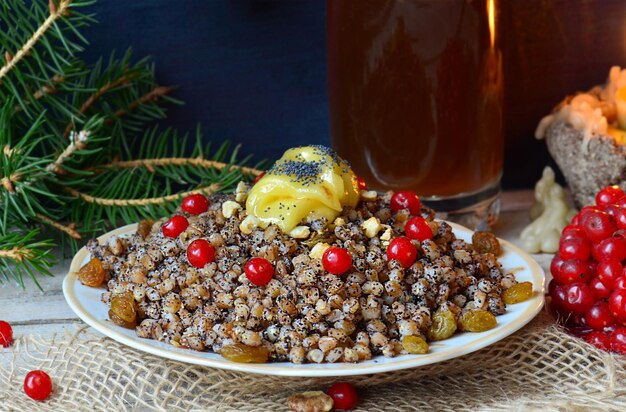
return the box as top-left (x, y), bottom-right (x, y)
top-left (0, 320), bottom-right (13, 347)
top-left (181, 194), bottom-right (210, 215)
top-left (24, 370), bottom-right (52, 401)
top-left (327, 382), bottom-right (358, 410)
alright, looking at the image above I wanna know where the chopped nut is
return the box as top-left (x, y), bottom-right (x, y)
top-left (239, 215), bottom-right (260, 235)
top-left (309, 242), bottom-right (331, 260)
top-left (360, 190), bottom-right (378, 201)
top-left (222, 200), bottom-right (242, 218)
top-left (287, 391), bottom-right (333, 412)
top-left (235, 181), bottom-right (248, 203)
top-left (289, 225), bottom-right (311, 239)
top-left (380, 225), bottom-right (392, 241)
top-left (333, 217), bottom-right (346, 227)
top-left (361, 216), bottom-right (383, 238)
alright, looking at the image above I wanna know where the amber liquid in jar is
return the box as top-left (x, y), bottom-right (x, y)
top-left (327, 0), bottom-right (503, 199)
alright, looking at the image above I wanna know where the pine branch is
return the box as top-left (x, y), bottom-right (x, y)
top-left (0, 1), bottom-right (263, 289)
top-left (0, 0), bottom-right (72, 82)
top-left (66, 183), bottom-right (221, 206)
top-left (91, 157), bottom-right (262, 176)
top-left (63, 73), bottom-right (134, 137)
top-left (0, 229), bottom-right (56, 289)
top-left (35, 212), bottom-right (81, 239)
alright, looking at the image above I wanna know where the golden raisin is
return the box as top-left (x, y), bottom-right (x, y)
top-left (220, 343), bottom-right (270, 363)
top-left (502, 281), bottom-right (533, 304)
top-left (78, 257), bottom-right (106, 287)
top-left (472, 231), bottom-right (501, 255)
top-left (109, 291), bottom-right (137, 328)
top-left (402, 335), bottom-right (429, 354)
top-left (137, 219), bottom-right (154, 239)
top-left (459, 310), bottom-right (497, 332)
top-left (428, 310), bottom-right (457, 341)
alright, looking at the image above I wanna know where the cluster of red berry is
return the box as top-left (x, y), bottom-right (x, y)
top-left (550, 185), bottom-right (626, 353)
top-left (0, 321), bottom-right (52, 401)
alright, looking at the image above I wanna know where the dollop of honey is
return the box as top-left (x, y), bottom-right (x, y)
top-left (246, 146), bottom-right (359, 233)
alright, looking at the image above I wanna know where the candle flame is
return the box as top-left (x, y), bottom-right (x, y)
top-left (488, 0), bottom-right (496, 48)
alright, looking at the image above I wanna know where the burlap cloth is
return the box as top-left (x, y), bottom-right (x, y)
top-left (1, 308), bottom-right (625, 411)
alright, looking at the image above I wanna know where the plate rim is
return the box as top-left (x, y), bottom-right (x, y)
top-left (63, 221), bottom-right (545, 377)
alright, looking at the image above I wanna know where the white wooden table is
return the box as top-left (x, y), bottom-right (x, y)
top-left (0, 190), bottom-right (553, 349)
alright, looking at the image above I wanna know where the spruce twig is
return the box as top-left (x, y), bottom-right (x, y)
top-left (66, 183), bottom-right (221, 206)
top-left (0, 0), bottom-right (72, 82)
top-left (91, 157), bottom-right (263, 176)
top-left (0, 0), bottom-right (261, 288)
top-left (35, 213), bottom-right (81, 239)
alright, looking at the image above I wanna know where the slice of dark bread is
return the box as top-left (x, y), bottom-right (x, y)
top-left (545, 120), bottom-right (626, 207)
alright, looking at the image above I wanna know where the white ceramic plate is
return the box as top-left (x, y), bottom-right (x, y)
top-left (63, 222), bottom-right (545, 377)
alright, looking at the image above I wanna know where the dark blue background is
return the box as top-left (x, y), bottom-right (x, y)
top-left (81, 0), bottom-right (329, 165)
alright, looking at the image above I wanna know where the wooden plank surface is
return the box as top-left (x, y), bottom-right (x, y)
top-left (0, 190), bottom-right (552, 346)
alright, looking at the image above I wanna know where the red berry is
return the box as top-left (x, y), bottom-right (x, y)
top-left (186, 239), bottom-right (215, 268)
top-left (586, 331), bottom-right (611, 351)
top-left (610, 289), bottom-right (626, 323)
top-left (558, 237), bottom-right (591, 261)
top-left (548, 279), bottom-right (558, 297)
top-left (387, 237), bottom-right (417, 268)
top-left (592, 236), bottom-right (626, 262)
top-left (611, 327), bottom-right (626, 354)
top-left (181, 194), bottom-right (209, 215)
top-left (253, 172), bottom-right (266, 184)
top-left (327, 382), bottom-right (358, 410)
top-left (390, 191), bottom-right (421, 214)
top-left (560, 225), bottom-right (587, 243)
top-left (554, 259), bottom-right (592, 285)
top-left (356, 176), bottom-right (367, 191)
top-left (0, 320), bottom-right (13, 347)
top-left (597, 260), bottom-right (622, 287)
top-left (585, 302), bottom-right (615, 330)
top-left (24, 370), bottom-right (52, 401)
top-left (604, 204), bottom-right (624, 221)
top-left (581, 210), bottom-right (616, 243)
top-left (162, 215), bottom-right (189, 238)
top-left (550, 255), bottom-right (564, 278)
top-left (322, 247), bottom-right (353, 275)
top-left (575, 206), bottom-right (601, 222)
top-left (405, 216), bottom-right (433, 241)
top-left (615, 277), bottom-right (626, 291)
top-left (549, 283), bottom-right (567, 311)
top-left (244, 257), bottom-right (274, 286)
top-left (615, 229), bottom-right (626, 239)
top-left (560, 283), bottom-right (595, 315)
top-left (590, 277), bottom-right (612, 300)
top-left (596, 185), bottom-right (625, 208)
